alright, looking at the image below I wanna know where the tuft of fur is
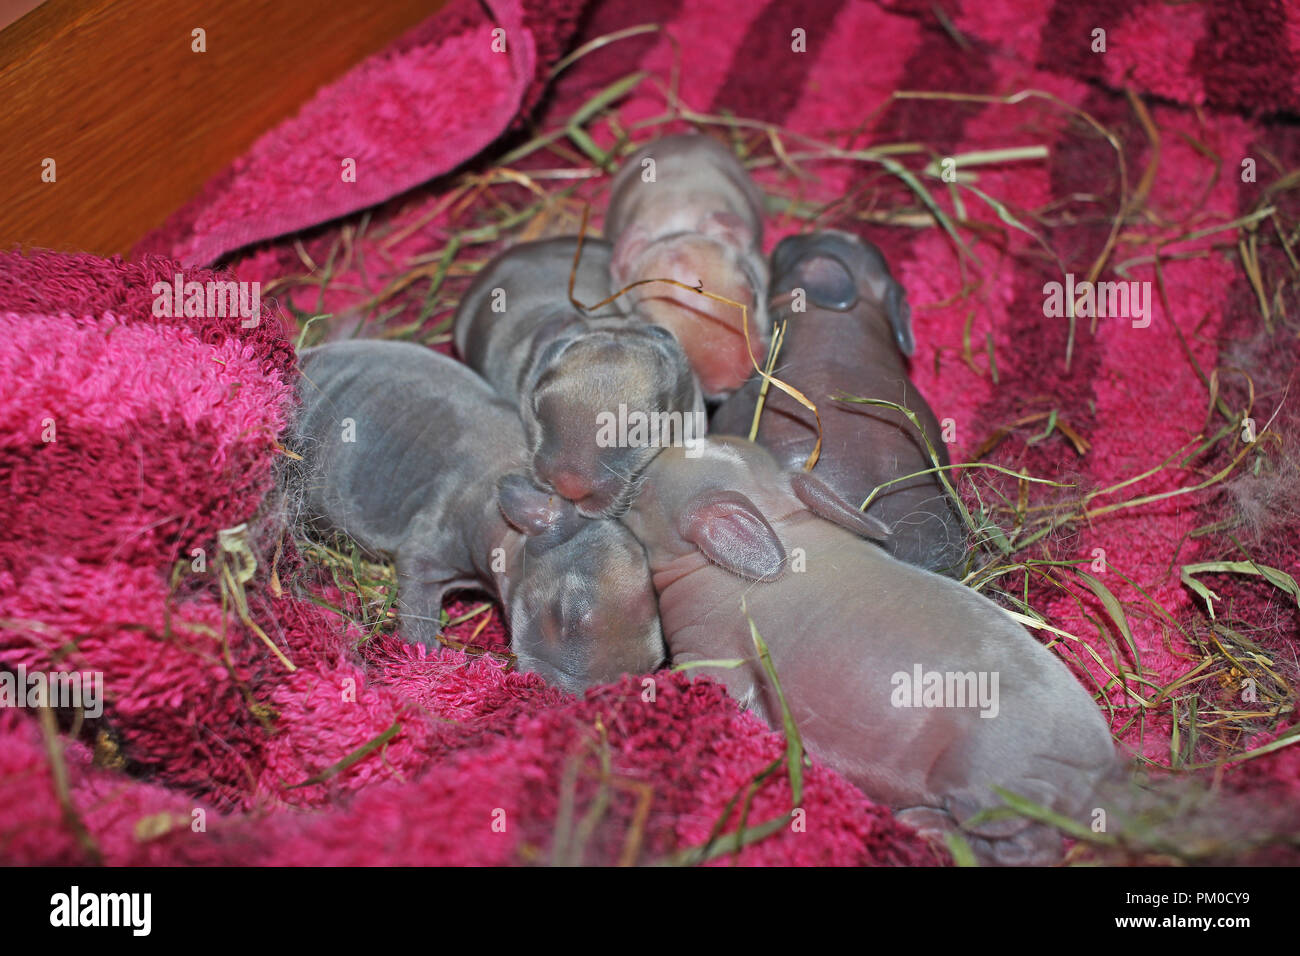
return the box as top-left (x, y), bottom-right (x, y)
top-left (1220, 427), bottom-right (1300, 545)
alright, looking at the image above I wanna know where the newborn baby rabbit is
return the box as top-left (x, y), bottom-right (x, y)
top-left (605, 133), bottom-right (770, 399)
top-left (712, 230), bottom-right (965, 574)
top-left (294, 341), bottom-right (665, 692)
top-left (454, 237), bottom-right (703, 517)
top-left (620, 437), bottom-right (1117, 864)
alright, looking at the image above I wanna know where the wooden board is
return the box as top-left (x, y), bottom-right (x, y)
top-left (0, 0), bottom-right (446, 256)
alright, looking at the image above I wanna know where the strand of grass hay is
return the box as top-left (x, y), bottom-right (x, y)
top-left (836, 395), bottom-right (975, 531)
top-left (217, 525), bottom-right (296, 672)
top-left (656, 612), bottom-right (807, 865)
top-left (1181, 561), bottom-right (1300, 622)
top-left (38, 704), bottom-right (104, 864)
top-left (287, 720), bottom-right (401, 789)
top-left (1003, 422), bottom-right (1268, 553)
top-left (548, 723), bottom-right (657, 866)
top-left (748, 318), bottom-right (786, 442)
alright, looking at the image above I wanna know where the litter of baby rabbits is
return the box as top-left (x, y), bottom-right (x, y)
top-left (271, 57), bottom-right (1297, 865)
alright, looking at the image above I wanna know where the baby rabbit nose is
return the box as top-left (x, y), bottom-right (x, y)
top-left (547, 470), bottom-right (594, 502)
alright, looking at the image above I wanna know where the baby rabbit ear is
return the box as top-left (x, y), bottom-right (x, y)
top-left (885, 280), bottom-right (915, 356)
top-left (497, 474), bottom-right (578, 539)
top-left (700, 211), bottom-right (755, 249)
top-left (790, 472), bottom-right (892, 544)
top-left (794, 254), bottom-right (859, 312)
top-left (611, 225), bottom-right (652, 284)
top-left (829, 233), bottom-right (915, 356)
top-left (679, 490), bottom-right (785, 582)
top-left (526, 315), bottom-right (581, 378)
